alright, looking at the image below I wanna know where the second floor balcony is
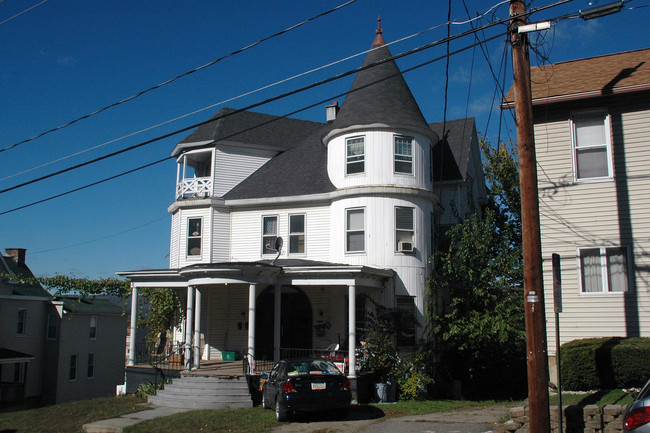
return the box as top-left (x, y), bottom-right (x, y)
top-left (176, 177), bottom-right (213, 200)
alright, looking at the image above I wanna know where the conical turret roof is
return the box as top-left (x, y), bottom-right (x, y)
top-left (324, 20), bottom-right (435, 143)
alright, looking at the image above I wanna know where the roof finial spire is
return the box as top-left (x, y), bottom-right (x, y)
top-left (372, 15), bottom-right (386, 47)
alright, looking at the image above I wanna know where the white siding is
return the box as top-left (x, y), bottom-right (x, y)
top-left (534, 98), bottom-right (650, 355)
top-left (169, 211), bottom-right (180, 268)
top-left (211, 208), bottom-right (230, 262)
top-left (230, 204), bottom-right (330, 262)
top-left (176, 207), bottom-right (212, 268)
top-left (213, 146), bottom-right (277, 197)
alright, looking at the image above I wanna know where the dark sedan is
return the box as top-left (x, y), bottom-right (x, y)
top-left (261, 358), bottom-right (352, 422)
top-left (624, 379), bottom-right (650, 432)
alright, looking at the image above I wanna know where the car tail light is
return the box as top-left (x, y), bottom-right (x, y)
top-left (625, 407), bottom-right (650, 430)
top-left (282, 380), bottom-right (296, 393)
top-left (341, 377), bottom-right (351, 391)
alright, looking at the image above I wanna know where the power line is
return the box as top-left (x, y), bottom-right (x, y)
top-left (0, 0), bottom-right (48, 26)
top-left (0, 0), bottom-right (576, 212)
top-left (0, 19), bottom-right (462, 183)
top-left (0, 0), bottom-right (359, 154)
top-left (0, 10), bottom-right (519, 197)
top-left (0, 31), bottom-right (508, 216)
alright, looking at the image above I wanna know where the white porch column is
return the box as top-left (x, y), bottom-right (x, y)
top-left (193, 287), bottom-right (202, 369)
top-left (273, 285), bottom-right (281, 363)
top-left (348, 285), bottom-right (357, 378)
top-left (247, 283), bottom-right (257, 373)
top-left (184, 285), bottom-right (194, 371)
top-left (127, 284), bottom-right (138, 366)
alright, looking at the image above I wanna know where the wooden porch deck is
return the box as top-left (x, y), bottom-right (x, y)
top-left (182, 360), bottom-right (246, 377)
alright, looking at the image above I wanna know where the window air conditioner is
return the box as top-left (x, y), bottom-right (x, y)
top-left (397, 241), bottom-right (414, 253)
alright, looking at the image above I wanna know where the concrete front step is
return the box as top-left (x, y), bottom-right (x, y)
top-left (148, 375), bottom-right (254, 409)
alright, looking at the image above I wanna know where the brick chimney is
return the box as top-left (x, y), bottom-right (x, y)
top-left (5, 248), bottom-right (26, 265)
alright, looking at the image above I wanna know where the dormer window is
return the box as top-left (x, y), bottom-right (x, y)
top-left (395, 136), bottom-right (413, 174)
top-left (176, 149), bottom-right (214, 199)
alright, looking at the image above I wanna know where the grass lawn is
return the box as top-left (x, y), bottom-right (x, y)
top-left (0, 395), bottom-right (147, 433)
top-left (0, 390), bottom-right (634, 433)
top-left (549, 389), bottom-right (636, 407)
top-left (124, 399), bottom-right (507, 433)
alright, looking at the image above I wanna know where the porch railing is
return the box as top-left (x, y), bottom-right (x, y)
top-left (176, 177), bottom-right (212, 199)
top-left (0, 382), bottom-right (25, 408)
top-left (134, 342), bottom-right (184, 379)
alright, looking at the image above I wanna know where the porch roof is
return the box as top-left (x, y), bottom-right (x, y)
top-left (117, 259), bottom-right (394, 289)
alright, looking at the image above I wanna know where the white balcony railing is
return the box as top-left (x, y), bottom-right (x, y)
top-left (176, 177), bottom-right (213, 200)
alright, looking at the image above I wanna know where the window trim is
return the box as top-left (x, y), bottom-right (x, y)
top-left (261, 215), bottom-right (279, 256)
top-left (345, 207), bottom-right (366, 254)
top-left (345, 136), bottom-right (365, 175)
top-left (288, 213), bottom-right (306, 256)
top-left (570, 109), bottom-right (614, 183)
top-left (17, 308), bottom-right (27, 336)
top-left (394, 135), bottom-right (414, 175)
top-left (577, 246), bottom-right (630, 295)
top-left (186, 217), bottom-right (203, 258)
top-left (395, 206), bottom-right (415, 253)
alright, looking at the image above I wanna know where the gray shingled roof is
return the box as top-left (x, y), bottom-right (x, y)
top-left (325, 34), bottom-right (433, 140)
top-left (172, 108), bottom-right (323, 157)
top-left (429, 117), bottom-right (476, 181)
top-left (57, 296), bottom-right (125, 315)
top-left (0, 254), bottom-right (51, 298)
top-left (224, 124), bottom-right (336, 200)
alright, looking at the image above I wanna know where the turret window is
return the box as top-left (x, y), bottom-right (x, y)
top-left (346, 137), bottom-right (365, 174)
top-left (395, 206), bottom-right (414, 252)
top-left (187, 218), bottom-right (202, 257)
top-left (395, 136), bottom-right (413, 174)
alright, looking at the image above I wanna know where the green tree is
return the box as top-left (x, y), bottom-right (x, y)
top-left (426, 140), bottom-right (527, 399)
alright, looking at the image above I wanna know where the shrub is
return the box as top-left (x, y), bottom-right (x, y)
top-left (560, 337), bottom-right (650, 391)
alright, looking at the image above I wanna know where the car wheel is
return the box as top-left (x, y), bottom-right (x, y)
top-left (275, 399), bottom-right (288, 422)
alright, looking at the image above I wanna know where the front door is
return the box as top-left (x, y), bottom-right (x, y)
top-left (255, 286), bottom-right (313, 360)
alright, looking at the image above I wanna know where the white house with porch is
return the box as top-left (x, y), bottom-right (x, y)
top-left (118, 23), bottom-right (486, 395)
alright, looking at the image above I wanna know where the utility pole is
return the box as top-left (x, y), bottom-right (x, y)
top-left (509, 1), bottom-right (550, 432)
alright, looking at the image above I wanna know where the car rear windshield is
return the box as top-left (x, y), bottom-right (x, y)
top-left (286, 360), bottom-right (340, 376)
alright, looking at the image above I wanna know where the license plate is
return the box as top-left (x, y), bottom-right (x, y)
top-left (311, 382), bottom-right (326, 390)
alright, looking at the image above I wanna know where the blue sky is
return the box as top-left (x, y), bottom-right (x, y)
top-left (1, 0), bottom-right (649, 279)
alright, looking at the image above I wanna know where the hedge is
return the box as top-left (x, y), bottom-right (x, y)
top-left (560, 337), bottom-right (650, 391)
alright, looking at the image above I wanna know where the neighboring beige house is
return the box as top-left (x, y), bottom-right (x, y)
top-left (503, 47), bottom-right (650, 380)
top-left (0, 248), bottom-right (127, 407)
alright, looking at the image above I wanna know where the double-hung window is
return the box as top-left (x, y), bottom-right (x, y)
top-left (90, 316), bottom-right (97, 340)
top-left (88, 353), bottom-right (95, 379)
top-left (47, 314), bottom-right (58, 340)
top-left (394, 136), bottom-right (413, 174)
top-left (579, 246), bottom-right (629, 293)
top-left (396, 296), bottom-right (416, 347)
top-left (346, 208), bottom-right (365, 253)
top-left (571, 111), bottom-right (613, 182)
top-left (69, 354), bottom-right (77, 381)
top-left (17, 309), bottom-right (26, 336)
top-left (346, 137), bottom-right (365, 175)
top-left (187, 218), bottom-right (202, 257)
top-left (262, 216), bottom-right (278, 255)
top-left (289, 214), bottom-right (305, 255)
top-left (395, 206), bottom-right (415, 252)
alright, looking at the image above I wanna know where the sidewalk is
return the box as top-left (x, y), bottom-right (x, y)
top-left (82, 405), bottom-right (190, 433)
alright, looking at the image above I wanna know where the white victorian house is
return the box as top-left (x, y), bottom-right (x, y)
top-left (119, 25), bottom-right (487, 380)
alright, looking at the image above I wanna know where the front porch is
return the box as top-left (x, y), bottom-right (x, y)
top-left (119, 260), bottom-right (394, 380)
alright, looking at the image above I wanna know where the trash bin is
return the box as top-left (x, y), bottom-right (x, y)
top-left (222, 351), bottom-right (236, 361)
